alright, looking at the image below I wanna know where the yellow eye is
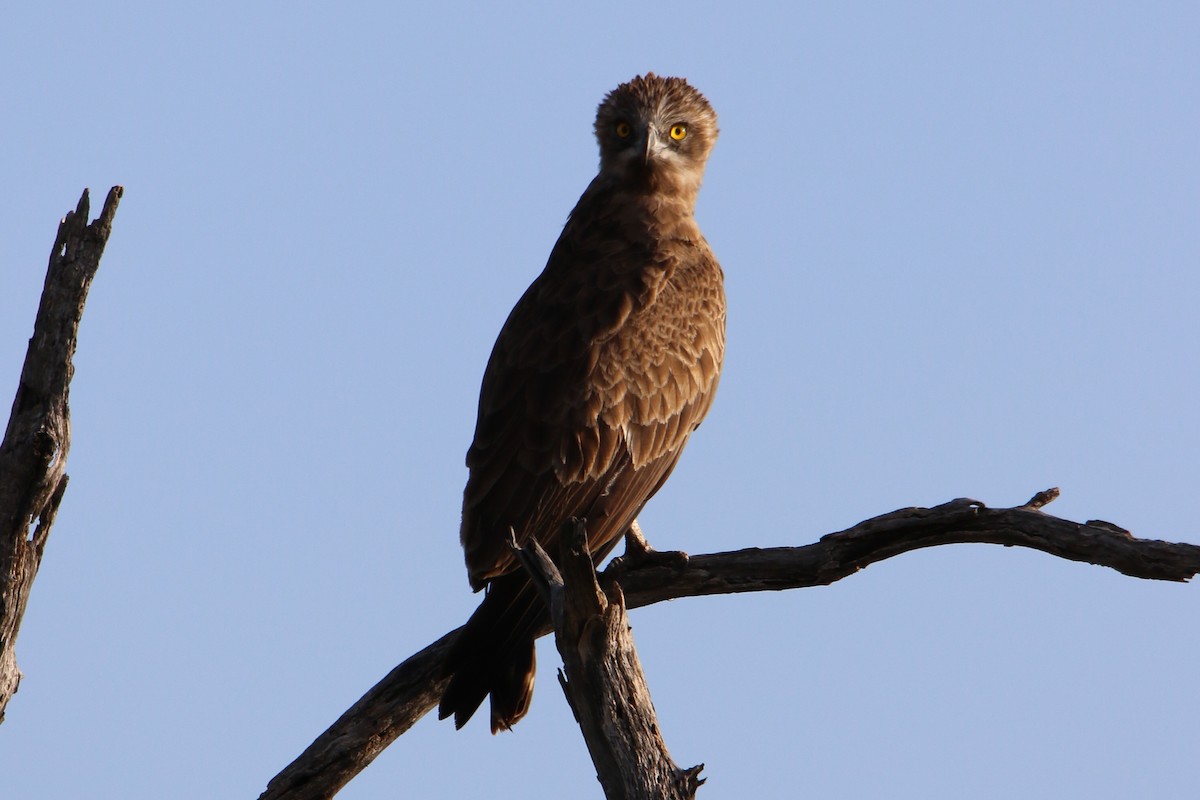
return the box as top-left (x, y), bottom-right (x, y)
top-left (669, 124), bottom-right (687, 141)
top-left (615, 121), bottom-right (632, 138)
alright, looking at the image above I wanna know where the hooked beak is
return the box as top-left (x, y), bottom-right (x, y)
top-left (642, 127), bottom-right (664, 165)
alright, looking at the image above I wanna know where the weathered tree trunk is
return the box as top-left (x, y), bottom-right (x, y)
top-left (0, 186), bottom-right (123, 722)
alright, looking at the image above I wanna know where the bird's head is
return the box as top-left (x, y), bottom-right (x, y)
top-left (594, 73), bottom-right (718, 201)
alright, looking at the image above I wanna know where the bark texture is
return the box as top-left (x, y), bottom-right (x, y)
top-left (515, 520), bottom-right (704, 800)
top-left (0, 187), bottom-right (123, 722)
top-left (258, 489), bottom-right (1200, 799)
top-left (258, 632), bottom-right (455, 800)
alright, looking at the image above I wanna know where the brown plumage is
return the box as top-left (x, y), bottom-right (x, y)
top-left (438, 74), bottom-right (725, 732)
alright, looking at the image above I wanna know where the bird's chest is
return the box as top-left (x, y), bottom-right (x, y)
top-left (584, 251), bottom-right (722, 411)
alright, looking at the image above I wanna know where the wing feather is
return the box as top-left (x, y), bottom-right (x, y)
top-left (460, 197), bottom-right (724, 590)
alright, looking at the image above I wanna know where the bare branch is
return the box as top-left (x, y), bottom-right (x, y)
top-left (257, 492), bottom-right (1200, 799)
top-left (613, 494), bottom-right (1200, 609)
top-left (0, 187), bottom-right (123, 723)
top-left (515, 520), bottom-right (703, 800)
top-left (258, 631), bottom-right (456, 800)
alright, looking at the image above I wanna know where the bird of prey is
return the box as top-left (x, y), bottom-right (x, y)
top-left (439, 73), bottom-right (725, 732)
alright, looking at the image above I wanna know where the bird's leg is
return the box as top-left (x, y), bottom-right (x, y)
top-left (607, 519), bottom-right (690, 574)
top-left (624, 519), bottom-right (656, 561)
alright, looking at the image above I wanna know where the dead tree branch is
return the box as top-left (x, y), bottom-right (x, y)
top-left (514, 520), bottom-right (704, 800)
top-left (0, 187), bottom-right (123, 723)
top-left (257, 489), bottom-right (1199, 800)
top-left (612, 490), bottom-right (1199, 606)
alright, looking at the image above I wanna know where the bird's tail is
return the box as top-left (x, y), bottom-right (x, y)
top-left (439, 571), bottom-right (545, 733)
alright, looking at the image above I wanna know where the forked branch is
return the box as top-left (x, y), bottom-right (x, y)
top-left (257, 489), bottom-right (1200, 799)
top-left (514, 520), bottom-right (704, 800)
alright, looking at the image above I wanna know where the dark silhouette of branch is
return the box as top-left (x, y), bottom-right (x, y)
top-left (257, 489), bottom-right (1200, 799)
top-left (0, 187), bottom-right (123, 723)
top-left (515, 520), bottom-right (704, 800)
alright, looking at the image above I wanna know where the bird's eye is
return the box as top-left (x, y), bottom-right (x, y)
top-left (669, 124), bottom-right (687, 141)
top-left (615, 121), bottom-right (632, 138)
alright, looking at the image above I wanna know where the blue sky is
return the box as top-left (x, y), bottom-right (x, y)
top-left (2, 3), bottom-right (1197, 798)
